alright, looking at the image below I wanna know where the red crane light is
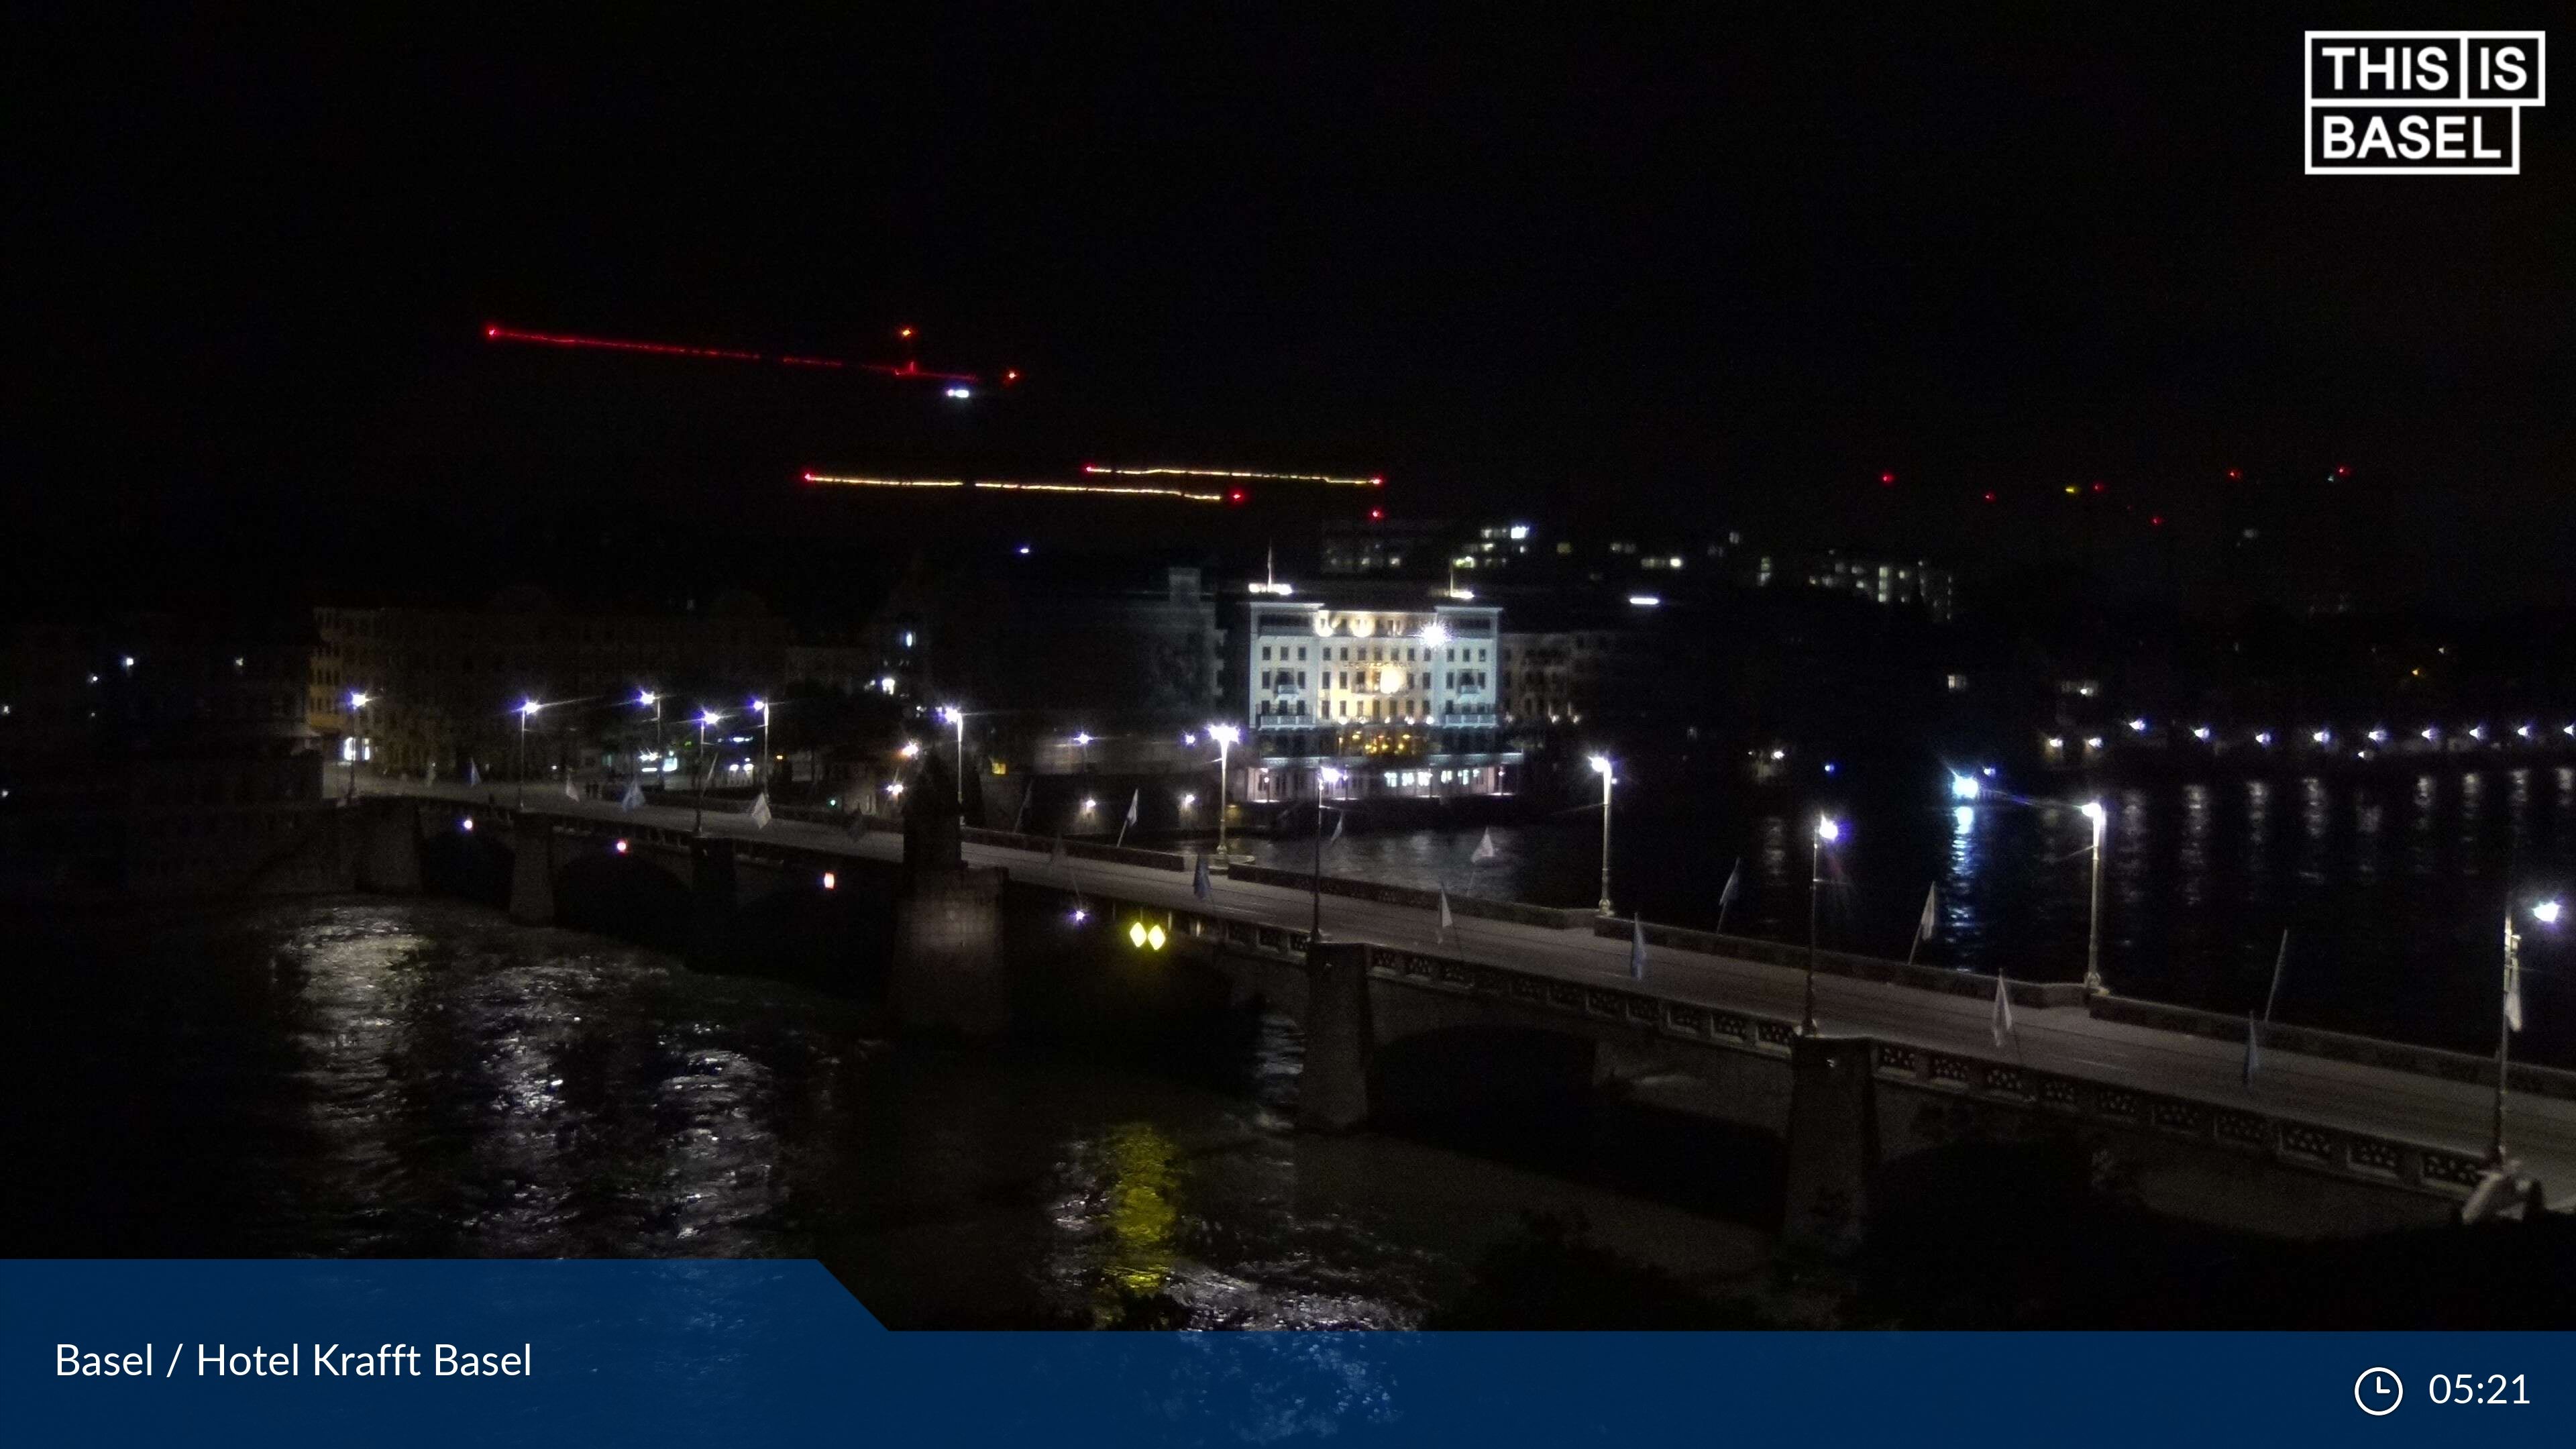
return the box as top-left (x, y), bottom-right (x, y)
top-left (1228, 489), bottom-right (1248, 505)
top-left (2090, 481), bottom-right (2107, 494)
top-left (1878, 472), bottom-right (1896, 486)
top-left (2226, 468), bottom-right (2242, 480)
top-left (1982, 490), bottom-right (1998, 503)
top-left (2149, 515), bottom-right (2165, 527)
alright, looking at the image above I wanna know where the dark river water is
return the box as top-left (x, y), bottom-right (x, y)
top-left (1240, 761), bottom-right (2576, 1066)
top-left (11, 898), bottom-right (1771, 1328)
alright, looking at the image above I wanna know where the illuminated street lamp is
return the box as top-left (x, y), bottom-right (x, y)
top-left (751, 698), bottom-right (772, 790)
top-left (1311, 765), bottom-right (1344, 939)
top-left (694, 709), bottom-right (723, 832)
top-left (517, 699), bottom-right (542, 808)
top-left (345, 690), bottom-right (372, 800)
top-left (939, 705), bottom-right (967, 806)
top-left (1590, 754), bottom-right (1617, 914)
top-left (2493, 896), bottom-right (2563, 1165)
top-left (1805, 816), bottom-right (1843, 1034)
top-left (1208, 723), bottom-right (1241, 861)
top-left (2081, 800), bottom-right (2108, 994)
top-left (1949, 773), bottom-right (1981, 802)
top-left (638, 690), bottom-right (662, 788)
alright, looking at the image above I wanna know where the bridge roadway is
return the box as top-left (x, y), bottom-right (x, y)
top-left (370, 779), bottom-right (2576, 1199)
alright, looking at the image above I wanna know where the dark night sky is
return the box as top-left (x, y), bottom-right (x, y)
top-left (5, 10), bottom-right (2571, 616)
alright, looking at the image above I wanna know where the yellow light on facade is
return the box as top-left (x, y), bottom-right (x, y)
top-left (1128, 920), bottom-right (1148, 949)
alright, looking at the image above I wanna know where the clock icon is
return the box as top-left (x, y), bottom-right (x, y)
top-left (2355, 1367), bottom-right (2404, 1416)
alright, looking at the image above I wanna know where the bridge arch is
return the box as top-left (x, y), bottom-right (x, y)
top-left (419, 817), bottom-right (512, 908)
top-left (553, 843), bottom-right (692, 951)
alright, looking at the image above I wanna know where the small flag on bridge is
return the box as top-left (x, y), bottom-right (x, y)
top-left (466, 761), bottom-right (480, 786)
top-left (1991, 970), bottom-right (2016, 1049)
top-left (621, 780), bottom-right (645, 812)
top-left (1330, 808), bottom-right (1344, 841)
top-left (1124, 789), bottom-right (1140, 826)
top-left (748, 790), bottom-right (772, 830)
top-left (2242, 1013), bottom-right (2262, 1087)
top-left (1629, 918), bottom-right (1648, 981)
top-left (1193, 855), bottom-right (1214, 902)
top-left (1717, 857), bottom-right (1741, 932)
top-left (563, 776), bottom-right (580, 801)
top-left (1470, 828), bottom-right (1499, 863)
top-left (2246, 930), bottom-right (2289, 1085)
top-left (1438, 885), bottom-right (1454, 938)
top-left (1907, 883), bottom-right (1938, 965)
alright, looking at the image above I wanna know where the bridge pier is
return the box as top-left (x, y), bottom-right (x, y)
top-left (1299, 941), bottom-right (1375, 1132)
top-left (890, 866), bottom-right (1008, 1036)
top-left (1782, 1034), bottom-right (1878, 1253)
top-left (507, 818), bottom-right (554, 924)
top-left (356, 798), bottom-right (422, 894)
top-left (690, 836), bottom-right (738, 971)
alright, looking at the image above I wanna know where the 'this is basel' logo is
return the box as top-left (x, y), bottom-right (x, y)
top-left (2306, 31), bottom-right (2546, 174)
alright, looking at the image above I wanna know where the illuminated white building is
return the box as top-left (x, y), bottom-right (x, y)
top-left (1236, 587), bottom-right (1518, 804)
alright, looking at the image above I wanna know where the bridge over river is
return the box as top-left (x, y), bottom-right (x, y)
top-left (347, 777), bottom-right (2576, 1244)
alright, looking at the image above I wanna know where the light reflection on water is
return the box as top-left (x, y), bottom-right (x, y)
top-left (22, 898), bottom-right (1771, 1329)
top-left (1239, 764), bottom-right (2576, 1062)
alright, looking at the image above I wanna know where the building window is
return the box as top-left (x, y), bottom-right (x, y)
top-left (1262, 645), bottom-right (1273, 661)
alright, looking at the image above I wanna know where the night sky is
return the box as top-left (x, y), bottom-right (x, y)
top-left (7, 11), bottom-right (2570, 615)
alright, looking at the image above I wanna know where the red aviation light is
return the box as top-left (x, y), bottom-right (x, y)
top-left (1228, 489), bottom-right (1248, 505)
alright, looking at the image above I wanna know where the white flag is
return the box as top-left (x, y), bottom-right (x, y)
top-left (1438, 886), bottom-right (1454, 934)
top-left (466, 760), bottom-right (480, 786)
top-left (1990, 971), bottom-right (2015, 1048)
top-left (1124, 788), bottom-right (1140, 825)
top-left (1331, 809), bottom-right (1344, 841)
top-left (1915, 884), bottom-right (1939, 943)
top-left (621, 780), bottom-right (645, 812)
top-left (1629, 918), bottom-right (1648, 981)
top-left (1470, 828), bottom-right (1499, 863)
top-left (2242, 1012), bottom-right (2261, 1087)
top-left (1193, 855), bottom-right (1214, 902)
top-left (563, 776), bottom-right (580, 801)
top-left (1718, 857), bottom-right (1741, 908)
top-left (748, 790), bottom-right (773, 830)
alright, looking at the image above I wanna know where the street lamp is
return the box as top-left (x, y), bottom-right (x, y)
top-left (1589, 754), bottom-right (1616, 914)
top-left (638, 690), bottom-right (662, 788)
top-left (345, 690), bottom-right (371, 800)
top-left (1949, 772), bottom-right (1980, 802)
top-left (751, 698), bottom-right (771, 792)
top-left (1805, 816), bottom-right (1843, 1034)
top-left (2080, 800), bottom-right (2108, 994)
top-left (1208, 722), bottom-right (1240, 861)
top-left (1074, 731), bottom-right (1092, 769)
top-left (1311, 765), bottom-right (1344, 941)
top-left (694, 709), bottom-right (723, 831)
top-left (939, 705), bottom-right (966, 806)
top-left (2493, 896), bottom-right (2561, 1165)
top-left (516, 699), bottom-right (541, 808)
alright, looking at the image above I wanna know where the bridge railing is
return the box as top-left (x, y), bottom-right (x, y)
top-left (1592, 916), bottom-right (2090, 1009)
top-left (1340, 937), bottom-right (2489, 1201)
top-left (1221, 861), bottom-right (1598, 930)
top-left (2092, 994), bottom-right (2576, 1104)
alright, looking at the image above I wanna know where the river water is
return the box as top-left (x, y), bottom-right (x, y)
top-left (11, 897), bottom-right (1772, 1328)
top-left (1239, 762), bottom-right (2576, 1066)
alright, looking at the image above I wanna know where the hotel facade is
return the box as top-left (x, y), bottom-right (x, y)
top-left (1234, 584), bottom-right (1520, 806)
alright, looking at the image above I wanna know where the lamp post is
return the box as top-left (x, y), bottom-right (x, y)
top-left (638, 690), bottom-right (661, 788)
top-left (751, 698), bottom-right (771, 792)
top-left (1589, 753), bottom-right (1615, 914)
top-left (940, 706), bottom-right (966, 808)
top-left (1074, 731), bottom-right (1091, 770)
top-left (2493, 897), bottom-right (2561, 1166)
top-left (695, 709), bottom-right (722, 832)
top-left (516, 700), bottom-right (541, 808)
top-left (345, 690), bottom-right (371, 801)
top-left (2080, 800), bottom-right (2108, 994)
top-left (1209, 722), bottom-right (1240, 862)
top-left (1805, 815), bottom-right (1841, 1034)
top-left (1311, 765), bottom-right (1342, 941)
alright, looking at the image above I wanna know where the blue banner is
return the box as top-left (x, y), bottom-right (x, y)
top-left (7, 1260), bottom-right (2572, 1446)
